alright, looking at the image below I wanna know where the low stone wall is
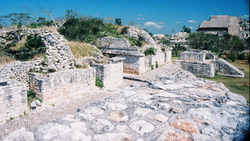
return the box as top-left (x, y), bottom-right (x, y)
top-left (94, 58), bottom-right (123, 87)
top-left (175, 60), bottom-right (215, 77)
top-left (29, 68), bottom-right (96, 106)
top-left (180, 52), bottom-right (205, 61)
top-left (0, 79), bottom-right (27, 125)
top-left (215, 58), bottom-right (244, 77)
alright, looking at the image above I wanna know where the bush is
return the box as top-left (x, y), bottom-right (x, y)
top-left (238, 53), bottom-right (245, 60)
top-left (155, 61), bottom-right (158, 68)
top-left (230, 52), bottom-right (237, 62)
top-left (95, 77), bottom-right (104, 88)
top-left (151, 65), bottom-right (154, 70)
top-left (144, 47), bottom-right (156, 56)
top-left (27, 89), bottom-right (36, 99)
top-left (121, 26), bottom-right (129, 34)
top-left (48, 68), bottom-right (56, 73)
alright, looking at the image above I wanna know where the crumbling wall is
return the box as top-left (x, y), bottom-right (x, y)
top-left (29, 68), bottom-right (95, 106)
top-left (94, 57), bottom-right (123, 87)
top-left (0, 79), bottom-right (27, 125)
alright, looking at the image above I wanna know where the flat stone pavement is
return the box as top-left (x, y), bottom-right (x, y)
top-left (1, 63), bottom-right (250, 141)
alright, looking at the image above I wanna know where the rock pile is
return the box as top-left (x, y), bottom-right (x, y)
top-left (4, 65), bottom-right (249, 141)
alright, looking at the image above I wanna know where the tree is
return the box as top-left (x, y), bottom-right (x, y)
top-left (39, 6), bottom-right (76, 30)
top-left (114, 18), bottom-right (122, 25)
top-left (181, 25), bottom-right (191, 33)
top-left (128, 21), bottom-right (135, 26)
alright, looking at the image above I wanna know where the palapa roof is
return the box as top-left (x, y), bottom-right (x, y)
top-left (199, 15), bottom-right (229, 28)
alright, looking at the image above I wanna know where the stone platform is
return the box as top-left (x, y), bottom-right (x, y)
top-left (3, 64), bottom-right (249, 141)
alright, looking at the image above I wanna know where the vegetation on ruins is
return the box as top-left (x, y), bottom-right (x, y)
top-left (95, 77), bottom-right (104, 88)
top-left (0, 34), bottom-right (46, 61)
top-left (144, 47), bottom-right (157, 56)
top-left (172, 44), bottom-right (186, 57)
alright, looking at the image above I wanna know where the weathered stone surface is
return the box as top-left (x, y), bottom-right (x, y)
top-left (94, 133), bottom-right (132, 141)
top-left (90, 119), bottom-right (114, 133)
top-left (71, 130), bottom-right (91, 141)
top-left (171, 121), bottom-right (199, 133)
top-left (78, 113), bottom-right (95, 121)
top-left (3, 128), bottom-right (34, 141)
top-left (152, 114), bottom-right (169, 122)
top-left (106, 102), bottom-right (128, 110)
top-left (107, 111), bottom-right (129, 122)
top-left (157, 129), bottom-right (193, 141)
top-left (201, 126), bottom-right (221, 138)
top-left (134, 108), bottom-right (152, 116)
top-left (30, 101), bottom-right (37, 108)
top-left (61, 114), bottom-right (80, 125)
top-left (34, 123), bottom-right (71, 140)
top-left (129, 120), bottom-right (154, 135)
top-left (83, 106), bottom-right (104, 115)
top-left (35, 100), bottom-right (42, 106)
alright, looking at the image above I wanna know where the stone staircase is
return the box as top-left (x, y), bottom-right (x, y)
top-left (215, 58), bottom-right (244, 78)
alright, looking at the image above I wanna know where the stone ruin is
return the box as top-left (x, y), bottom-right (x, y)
top-left (0, 28), bottom-right (125, 125)
top-left (174, 49), bottom-right (244, 78)
top-left (96, 26), bottom-right (172, 75)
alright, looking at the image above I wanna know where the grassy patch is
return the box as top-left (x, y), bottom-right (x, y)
top-left (95, 77), bottom-right (104, 88)
top-left (171, 56), bottom-right (180, 61)
top-left (197, 59), bottom-right (249, 103)
top-left (68, 41), bottom-right (94, 58)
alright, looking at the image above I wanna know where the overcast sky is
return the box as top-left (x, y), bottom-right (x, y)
top-left (1, 0), bottom-right (249, 35)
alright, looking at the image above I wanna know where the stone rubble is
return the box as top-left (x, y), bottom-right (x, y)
top-left (3, 65), bottom-right (249, 141)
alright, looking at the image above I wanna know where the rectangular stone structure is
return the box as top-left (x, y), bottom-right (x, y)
top-left (29, 68), bottom-right (95, 106)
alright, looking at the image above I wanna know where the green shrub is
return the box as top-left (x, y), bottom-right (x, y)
top-left (230, 52), bottom-right (237, 62)
top-left (27, 89), bottom-right (36, 99)
top-left (95, 77), bottom-right (104, 88)
top-left (238, 53), bottom-right (245, 60)
top-left (121, 26), bottom-right (129, 34)
top-left (144, 47), bottom-right (156, 56)
top-left (48, 68), bottom-right (56, 73)
top-left (155, 61), bottom-right (158, 68)
top-left (151, 65), bottom-right (154, 70)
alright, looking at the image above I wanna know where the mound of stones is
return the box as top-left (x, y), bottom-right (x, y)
top-left (4, 66), bottom-right (249, 141)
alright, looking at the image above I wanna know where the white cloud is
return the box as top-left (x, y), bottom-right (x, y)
top-left (139, 14), bottom-right (143, 16)
top-left (240, 15), bottom-right (249, 19)
top-left (189, 26), bottom-right (195, 29)
top-left (144, 21), bottom-right (163, 28)
top-left (158, 22), bottom-right (164, 24)
top-left (180, 21), bottom-right (182, 23)
top-left (188, 20), bottom-right (198, 23)
top-left (176, 21), bottom-right (179, 24)
top-left (137, 18), bottom-right (144, 20)
top-left (95, 14), bottom-right (100, 16)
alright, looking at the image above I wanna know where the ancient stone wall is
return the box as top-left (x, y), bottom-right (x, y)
top-left (0, 79), bottom-right (27, 125)
top-left (165, 50), bottom-right (172, 63)
top-left (29, 68), bottom-right (96, 106)
top-left (94, 57), bottom-right (124, 87)
top-left (0, 61), bottom-right (36, 84)
top-left (177, 61), bottom-right (215, 77)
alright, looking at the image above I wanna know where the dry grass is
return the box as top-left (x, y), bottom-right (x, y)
top-left (0, 54), bottom-right (15, 65)
top-left (68, 41), bottom-right (94, 58)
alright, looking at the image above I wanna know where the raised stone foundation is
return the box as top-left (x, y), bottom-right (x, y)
top-left (94, 57), bottom-right (124, 87)
top-left (29, 68), bottom-right (95, 106)
top-left (215, 58), bottom-right (244, 77)
top-left (0, 79), bottom-right (27, 125)
top-left (175, 60), bottom-right (215, 77)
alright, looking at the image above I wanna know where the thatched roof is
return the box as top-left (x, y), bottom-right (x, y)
top-left (199, 15), bottom-right (229, 28)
